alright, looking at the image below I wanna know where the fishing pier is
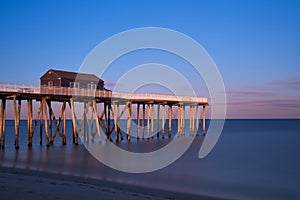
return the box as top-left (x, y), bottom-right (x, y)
top-left (0, 70), bottom-right (208, 149)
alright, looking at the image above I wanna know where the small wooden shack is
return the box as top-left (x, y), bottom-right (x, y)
top-left (40, 69), bottom-right (104, 90)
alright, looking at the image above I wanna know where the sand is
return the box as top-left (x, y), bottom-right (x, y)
top-left (0, 166), bottom-right (217, 200)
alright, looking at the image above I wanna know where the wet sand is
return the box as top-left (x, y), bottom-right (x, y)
top-left (0, 166), bottom-right (218, 200)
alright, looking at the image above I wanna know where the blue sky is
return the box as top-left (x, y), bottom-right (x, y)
top-left (0, 0), bottom-right (299, 118)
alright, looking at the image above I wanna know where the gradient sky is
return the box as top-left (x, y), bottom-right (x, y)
top-left (0, 0), bottom-right (299, 118)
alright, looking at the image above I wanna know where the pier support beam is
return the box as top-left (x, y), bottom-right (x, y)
top-left (196, 106), bottom-right (199, 136)
top-left (93, 100), bottom-right (101, 142)
top-left (157, 104), bottom-right (160, 138)
top-left (168, 105), bottom-right (172, 138)
top-left (112, 102), bottom-right (119, 142)
top-left (47, 100), bottom-right (53, 145)
top-left (177, 105), bottom-right (181, 135)
top-left (69, 98), bottom-right (78, 145)
top-left (127, 102), bottom-right (131, 141)
top-left (39, 102), bottom-right (43, 144)
top-left (137, 104), bottom-right (140, 140)
top-left (107, 103), bottom-right (111, 141)
top-left (0, 99), bottom-right (6, 149)
top-left (104, 102), bottom-right (108, 140)
top-left (63, 101), bottom-right (67, 144)
top-left (147, 104), bottom-right (150, 139)
top-left (27, 99), bottom-right (33, 147)
top-left (202, 106), bottom-right (206, 135)
top-left (43, 99), bottom-right (50, 147)
top-left (84, 102), bottom-right (88, 144)
top-left (192, 106), bottom-right (195, 133)
top-left (182, 105), bottom-right (185, 134)
top-left (161, 105), bottom-right (165, 139)
top-left (142, 104), bottom-right (145, 139)
top-left (151, 104), bottom-right (154, 139)
top-left (13, 97), bottom-right (21, 149)
top-left (190, 106), bottom-right (194, 135)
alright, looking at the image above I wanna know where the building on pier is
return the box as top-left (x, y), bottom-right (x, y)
top-left (40, 69), bottom-right (105, 91)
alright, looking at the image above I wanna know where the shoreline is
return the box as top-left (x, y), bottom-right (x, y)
top-left (0, 166), bottom-right (220, 200)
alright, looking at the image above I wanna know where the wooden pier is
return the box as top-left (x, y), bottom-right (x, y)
top-left (0, 83), bottom-right (208, 149)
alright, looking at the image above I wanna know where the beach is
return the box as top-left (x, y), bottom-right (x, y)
top-left (0, 166), bottom-right (214, 200)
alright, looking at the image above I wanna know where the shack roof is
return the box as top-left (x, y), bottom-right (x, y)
top-left (40, 69), bottom-right (103, 82)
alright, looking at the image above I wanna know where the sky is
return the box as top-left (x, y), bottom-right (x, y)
top-left (0, 0), bottom-right (299, 118)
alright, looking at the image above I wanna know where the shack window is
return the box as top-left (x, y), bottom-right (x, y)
top-left (48, 81), bottom-right (53, 88)
top-left (88, 83), bottom-right (96, 90)
top-left (70, 82), bottom-right (80, 88)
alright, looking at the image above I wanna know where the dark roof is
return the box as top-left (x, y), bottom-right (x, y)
top-left (42, 69), bottom-right (103, 82)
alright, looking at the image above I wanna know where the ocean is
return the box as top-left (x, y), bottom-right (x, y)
top-left (0, 119), bottom-right (299, 199)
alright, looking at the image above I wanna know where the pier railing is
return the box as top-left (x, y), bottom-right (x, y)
top-left (0, 83), bottom-right (208, 104)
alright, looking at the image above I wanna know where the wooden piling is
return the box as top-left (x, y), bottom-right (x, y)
top-left (0, 99), bottom-right (6, 149)
top-left (107, 103), bottom-right (111, 141)
top-left (190, 106), bottom-right (194, 135)
top-left (182, 105), bottom-right (185, 134)
top-left (63, 101), bottom-right (66, 144)
top-left (112, 102), bottom-right (119, 142)
top-left (40, 102), bottom-right (43, 144)
top-left (92, 100), bottom-right (101, 142)
top-left (161, 105), bottom-right (165, 139)
top-left (104, 102), bottom-right (109, 141)
top-left (142, 104), bottom-right (145, 139)
top-left (147, 104), bottom-right (150, 139)
top-left (84, 102), bottom-right (88, 143)
top-left (0, 100), bottom-right (2, 149)
top-left (13, 97), bottom-right (21, 149)
top-left (177, 105), bottom-right (181, 135)
top-left (190, 106), bottom-right (192, 130)
top-left (192, 106), bottom-right (195, 133)
top-left (202, 106), bottom-right (206, 135)
top-left (137, 103), bottom-right (140, 140)
top-left (127, 102), bottom-right (131, 141)
top-left (151, 104), bottom-right (154, 139)
top-left (47, 100), bottom-right (53, 145)
top-left (69, 98), bottom-right (78, 145)
top-left (117, 104), bottom-right (122, 141)
top-left (156, 104), bottom-right (160, 138)
top-left (27, 99), bottom-right (33, 147)
top-left (196, 105), bottom-right (199, 136)
top-left (168, 105), bottom-right (172, 138)
top-left (43, 99), bottom-right (50, 146)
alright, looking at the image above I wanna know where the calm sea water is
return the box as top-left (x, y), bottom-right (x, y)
top-left (0, 119), bottom-right (300, 199)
